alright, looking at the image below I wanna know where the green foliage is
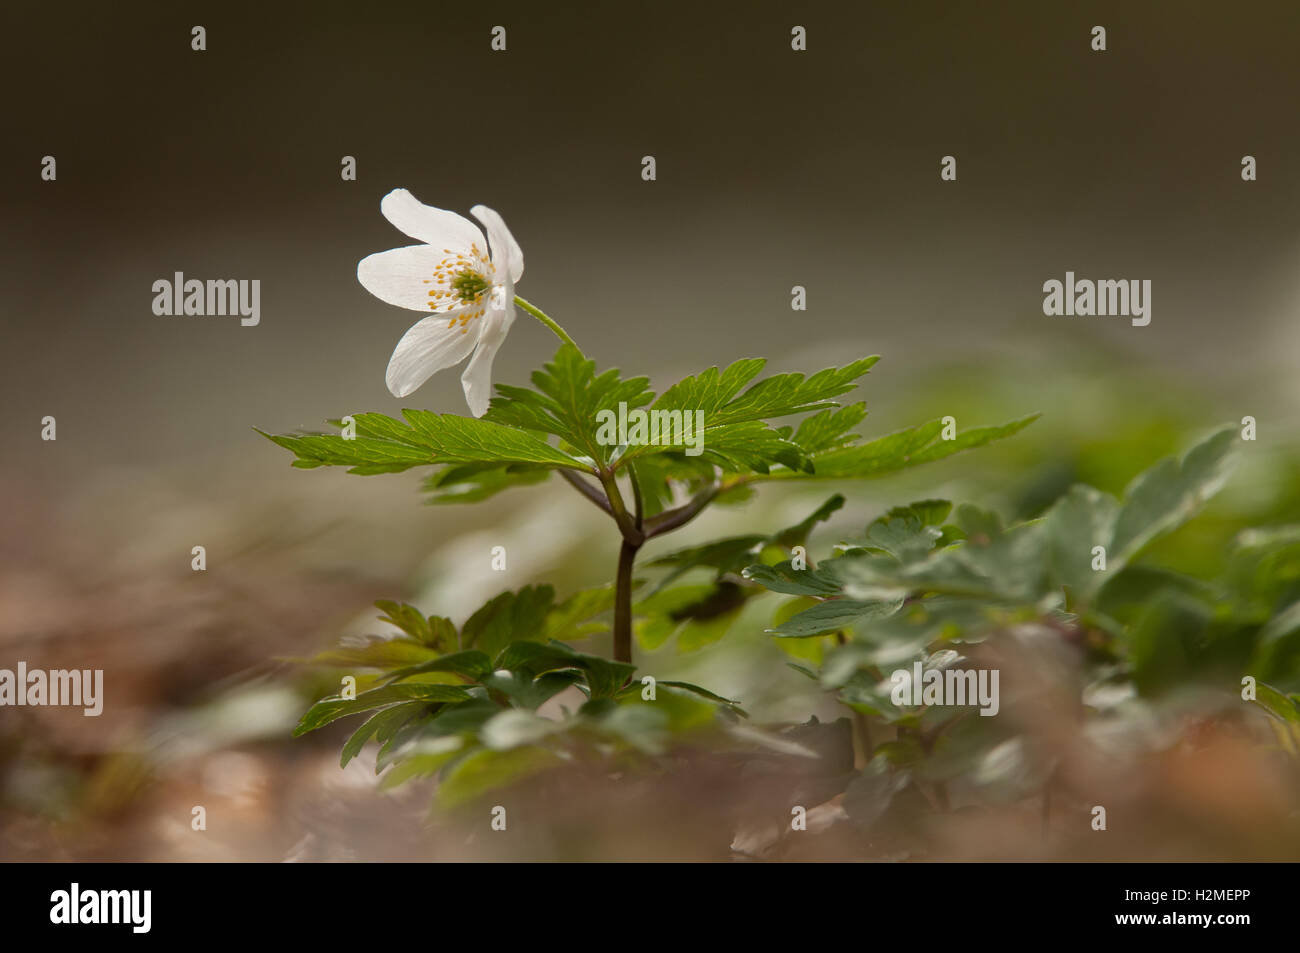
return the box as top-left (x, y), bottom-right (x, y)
top-left (733, 427), bottom-right (1300, 828)
top-left (485, 345), bottom-right (654, 465)
top-left (634, 495), bottom-right (846, 652)
top-left (265, 346), bottom-right (1035, 505)
top-left (271, 315), bottom-right (1300, 830)
top-left (260, 410), bottom-right (586, 475)
top-left (295, 601), bottom-right (746, 806)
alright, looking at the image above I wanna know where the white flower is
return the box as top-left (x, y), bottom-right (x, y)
top-left (357, 189), bottom-right (524, 416)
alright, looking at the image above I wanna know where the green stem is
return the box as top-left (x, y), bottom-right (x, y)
top-left (599, 470), bottom-right (643, 545)
top-left (514, 295), bottom-right (582, 354)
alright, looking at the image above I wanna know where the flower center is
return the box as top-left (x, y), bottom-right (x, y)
top-left (424, 244), bottom-right (496, 332)
top-left (451, 269), bottom-right (491, 303)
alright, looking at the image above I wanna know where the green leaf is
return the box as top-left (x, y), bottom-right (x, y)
top-left (371, 600), bottom-right (459, 651)
top-left (461, 586), bottom-right (556, 659)
top-left (485, 345), bottom-right (653, 465)
top-left (541, 583), bottom-right (629, 641)
top-left (490, 640), bottom-right (634, 700)
top-left (435, 746), bottom-right (560, 809)
top-left (784, 414), bottom-right (1039, 480)
top-left (769, 494), bottom-right (847, 547)
top-left (421, 462), bottom-right (550, 505)
top-left (294, 683), bottom-right (472, 736)
top-left (846, 500), bottom-right (954, 564)
top-left (481, 668), bottom-right (582, 710)
top-left (650, 495), bottom-right (846, 593)
top-left (423, 699), bottom-right (505, 737)
top-left (768, 598), bottom-right (904, 637)
top-left (675, 609), bottom-right (743, 653)
top-left (842, 756), bottom-right (911, 830)
top-left (1127, 590), bottom-right (1208, 697)
top-left (340, 702), bottom-right (425, 768)
top-left (380, 650), bottom-right (494, 685)
top-left (1045, 485), bottom-right (1120, 603)
top-left (261, 409), bottom-right (587, 475)
top-left (626, 453), bottom-right (714, 518)
top-left (377, 736), bottom-right (466, 790)
top-left (620, 357), bottom-right (879, 469)
top-left (1041, 428), bottom-right (1237, 607)
top-left (656, 680), bottom-right (748, 717)
top-left (668, 357), bottom-right (879, 427)
top-left (741, 561), bottom-right (843, 597)
top-left (634, 583), bottom-right (726, 650)
top-left (1251, 682), bottom-right (1300, 726)
top-left (1253, 600), bottom-right (1300, 680)
top-left (648, 535), bottom-right (767, 591)
top-left (791, 404), bottom-right (868, 455)
top-left (1109, 426), bottom-right (1237, 566)
top-left (480, 709), bottom-right (562, 750)
top-left (373, 600), bottom-right (435, 643)
top-left (299, 636), bottom-right (438, 670)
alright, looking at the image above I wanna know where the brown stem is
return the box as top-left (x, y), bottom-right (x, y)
top-left (558, 468), bottom-right (614, 517)
top-left (644, 483), bottom-right (719, 538)
top-left (613, 538), bottom-right (641, 663)
top-left (835, 630), bottom-right (873, 768)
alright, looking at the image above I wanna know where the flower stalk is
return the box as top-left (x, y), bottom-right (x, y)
top-left (515, 295), bottom-right (583, 355)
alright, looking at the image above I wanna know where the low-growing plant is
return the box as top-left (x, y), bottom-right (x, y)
top-left (265, 191), bottom-right (1299, 835)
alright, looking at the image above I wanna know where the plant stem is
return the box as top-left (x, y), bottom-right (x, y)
top-left (644, 482), bottom-right (719, 538)
top-left (514, 295), bottom-right (582, 354)
top-left (558, 468), bottom-right (614, 516)
top-left (613, 538), bottom-right (640, 663)
top-left (598, 469), bottom-right (643, 544)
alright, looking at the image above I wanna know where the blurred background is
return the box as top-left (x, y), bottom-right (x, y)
top-left (2, 0), bottom-right (1299, 860)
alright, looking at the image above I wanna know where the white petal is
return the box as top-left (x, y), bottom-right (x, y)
top-left (359, 245), bottom-right (463, 313)
top-left (386, 311), bottom-right (481, 398)
top-left (460, 299), bottom-right (516, 416)
top-left (381, 189), bottom-right (485, 252)
top-left (470, 205), bottom-right (524, 284)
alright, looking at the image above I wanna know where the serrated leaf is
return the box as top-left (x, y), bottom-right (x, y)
top-left (340, 702), bottom-right (425, 768)
top-left (541, 583), bottom-right (629, 641)
top-left (768, 597), bottom-right (904, 637)
top-left (769, 494), bottom-right (846, 547)
top-left (299, 636), bottom-right (438, 670)
top-left (792, 404), bottom-right (868, 455)
top-left (620, 357), bottom-right (879, 469)
top-left (657, 680), bottom-right (748, 717)
top-left (485, 344), bottom-right (653, 465)
top-left (373, 600), bottom-right (434, 643)
top-left (1109, 426), bottom-right (1237, 566)
top-left (742, 561), bottom-right (843, 597)
top-left (421, 462), bottom-right (551, 504)
top-left (1045, 484), bottom-right (1120, 603)
top-left (261, 408), bottom-right (586, 476)
top-left (784, 414), bottom-right (1038, 480)
top-left (380, 650), bottom-right (494, 685)
top-left (294, 683), bottom-right (471, 735)
top-left (462, 586), bottom-right (556, 658)
top-left (490, 640), bottom-right (634, 700)
top-left (648, 535), bottom-right (767, 591)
